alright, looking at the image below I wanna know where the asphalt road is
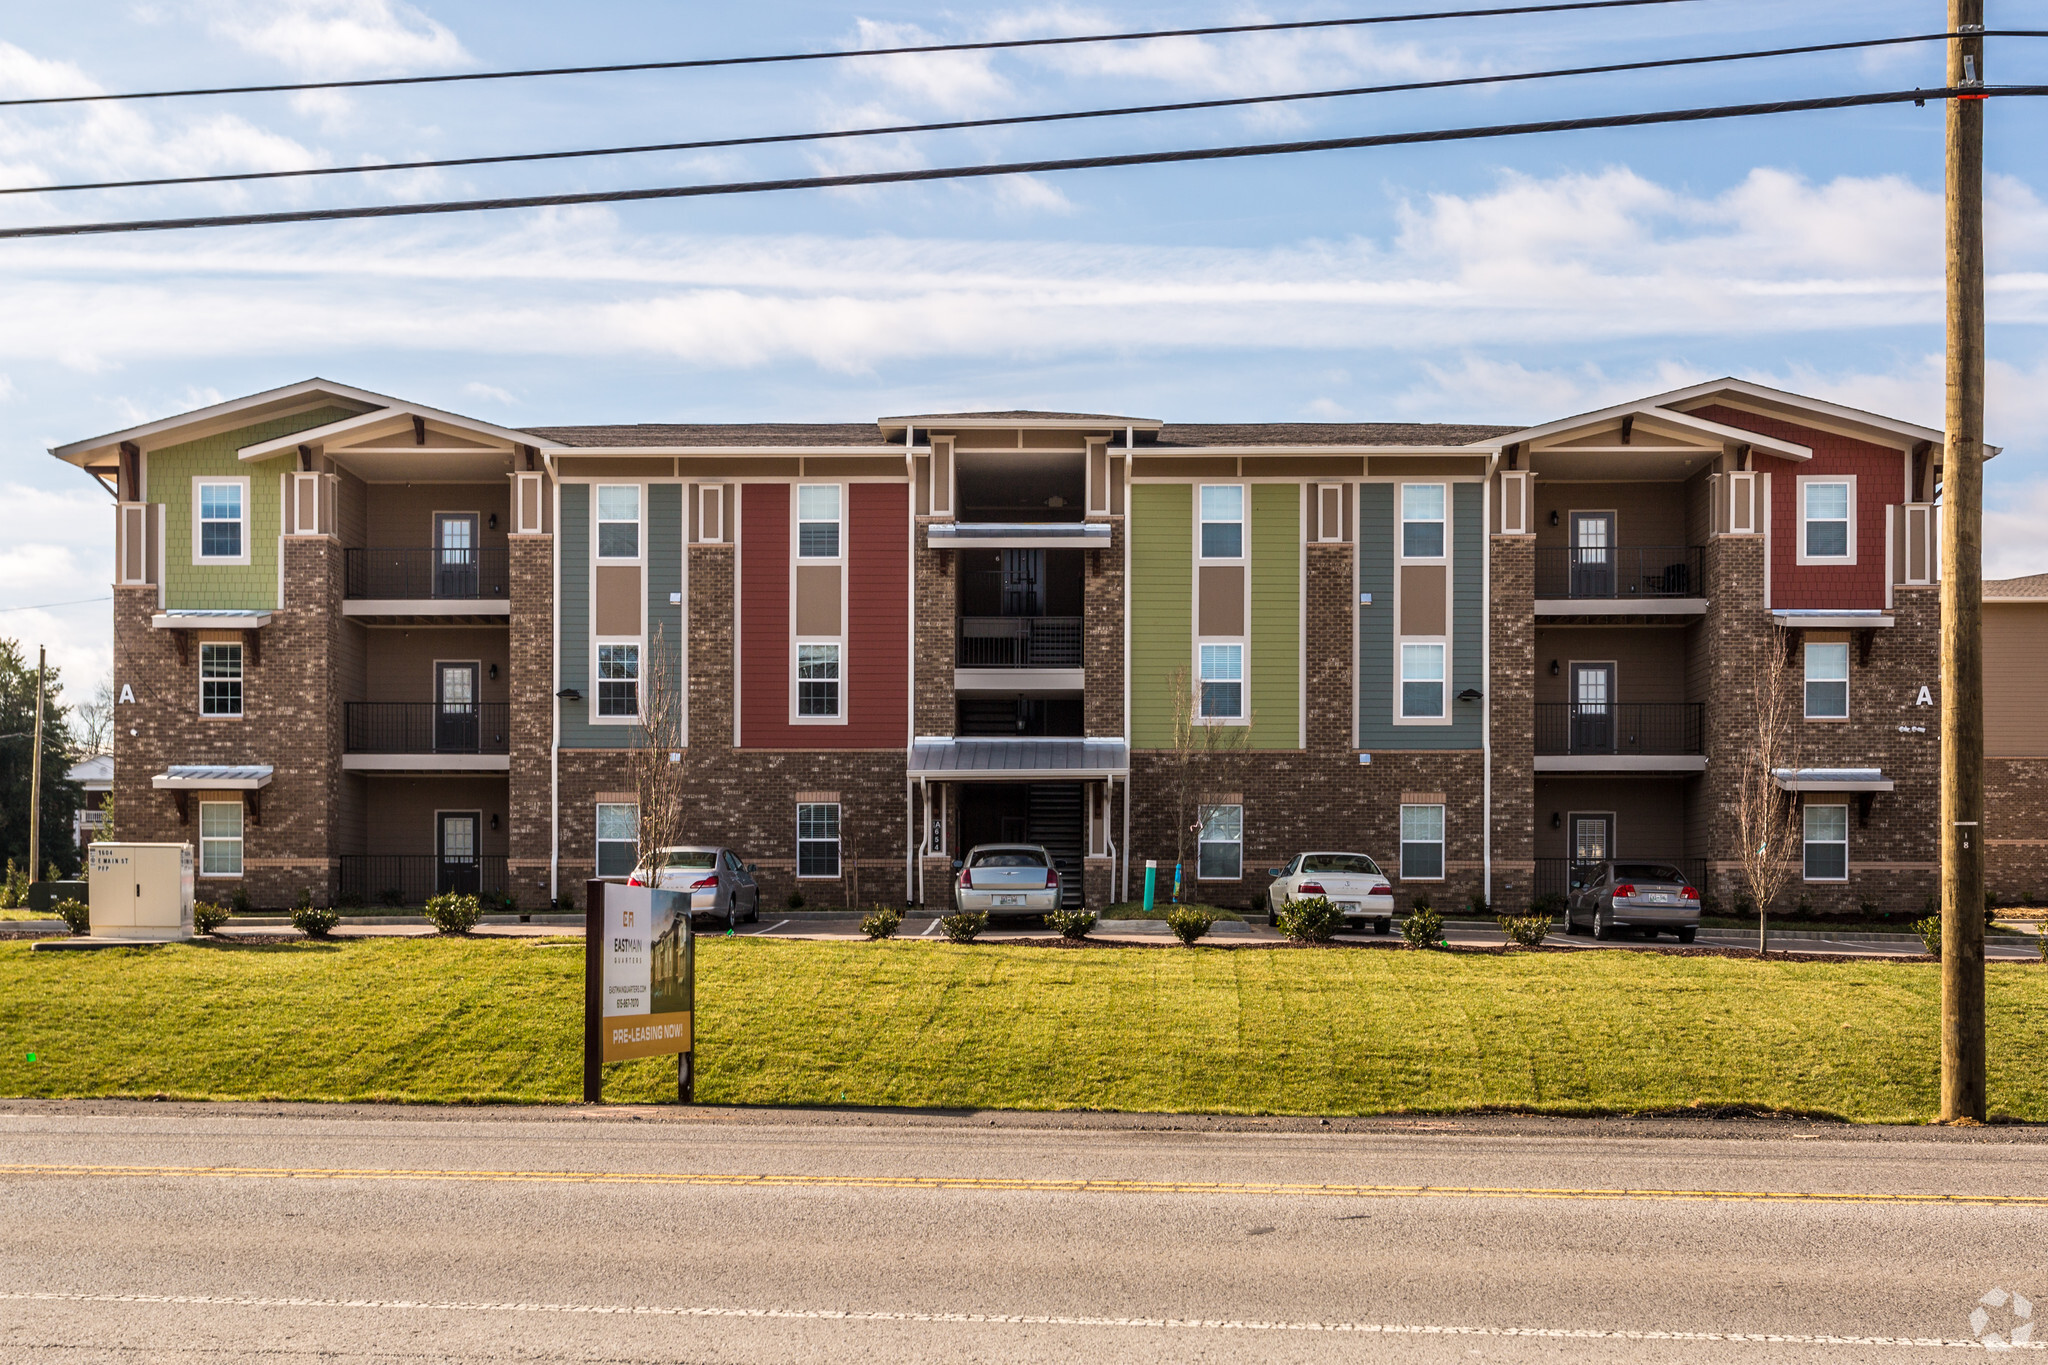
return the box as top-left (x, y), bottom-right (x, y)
top-left (6, 1102), bottom-right (2048, 1363)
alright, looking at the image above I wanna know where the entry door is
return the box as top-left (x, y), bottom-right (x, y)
top-left (1001, 549), bottom-right (1043, 617)
top-left (438, 813), bottom-right (480, 894)
top-left (1571, 664), bottom-right (1615, 754)
top-left (436, 663), bottom-right (480, 753)
top-left (1570, 513), bottom-right (1614, 597)
top-left (1570, 815), bottom-right (1612, 893)
top-left (434, 513), bottom-right (479, 598)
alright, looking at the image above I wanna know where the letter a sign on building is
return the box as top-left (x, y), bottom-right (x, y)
top-left (584, 880), bottom-right (694, 1102)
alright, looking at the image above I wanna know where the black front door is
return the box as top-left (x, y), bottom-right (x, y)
top-left (1571, 663), bottom-right (1614, 754)
top-left (434, 513), bottom-right (479, 598)
top-left (438, 813), bottom-right (480, 894)
top-left (1570, 512), bottom-right (1615, 597)
top-left (436, 662), bottom-right (479, 753)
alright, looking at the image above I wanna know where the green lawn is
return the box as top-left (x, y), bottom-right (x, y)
top-left (5, 937), bottom-right (2048, 1122)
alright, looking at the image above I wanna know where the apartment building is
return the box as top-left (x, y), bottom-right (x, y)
top-left (54, 376), bottom-right (1955, 915)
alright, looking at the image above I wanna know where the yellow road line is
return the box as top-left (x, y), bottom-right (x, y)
top-left (0, 1163), bottom-right (2041, 1207)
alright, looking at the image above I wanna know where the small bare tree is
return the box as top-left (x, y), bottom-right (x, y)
top-left (631, 624), bottom-right (690, 879)
top-left (1164, 662), bottom-right (1254, 901)
top-left (71, 675), bottom-right (114, 757)
top-left (1734, 636), bottom-right (1803, 955)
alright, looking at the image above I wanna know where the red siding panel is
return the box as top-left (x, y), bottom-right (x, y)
top-left (738, 481), bottom-right (908, 748)
top-left (1692, 404), bottom-right (1902, 611)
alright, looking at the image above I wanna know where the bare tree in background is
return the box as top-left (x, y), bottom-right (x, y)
top-left (71, 675), bottom-right (114, 757)
top-left (1734, 635), bottom-right (1803, 955)
top-left (1164, 662), bottom-right (1253, 901)
top-left (631, 625), bottom-right (689, 880)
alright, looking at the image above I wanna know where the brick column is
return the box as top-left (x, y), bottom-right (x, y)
top-left (1084, 518), bottom-right (1125, 738)
top-left (507, 534), bottom-right (554, 906)
top-left (1488, 536), bottom-right (1535, 907)
top-left (109, 587), bottom-right (175, 848)
top-left (913, 522), bottom-right (954, 736)
top-left (1304, 542), bottom-right (1354, 753)
top-left (268, 536), bottom-right (345, 908)
top-left (1695, 534), bottom-right (1767, 907)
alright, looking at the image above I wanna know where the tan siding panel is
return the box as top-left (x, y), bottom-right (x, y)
top-left (594, 565), bottom-right (643, 637)
top-left (1987, 604), bottom-right (2048, 755)
top-left (1197, 564), bottom-right (1244, 637)
top-left (794, 564), bottom-right (842, 636)
top-left (1400, 564), bottom-right (1447, 637)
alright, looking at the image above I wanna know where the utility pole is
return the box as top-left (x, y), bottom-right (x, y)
top-left (28, 645), bottom-right (45, 889)
top-left (1940, 0), bottom-right (1987, 1124)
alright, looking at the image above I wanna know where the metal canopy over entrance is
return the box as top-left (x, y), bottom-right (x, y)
top-left (908, 737), bottom-right (1128, 782)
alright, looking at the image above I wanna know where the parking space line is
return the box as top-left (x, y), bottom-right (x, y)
top-left (744, 920), bottom-right (791, 936)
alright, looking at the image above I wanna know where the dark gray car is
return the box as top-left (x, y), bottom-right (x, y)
top-left (1565, 861), bottom-right (1699, 942)
top-left (635, 846), bottom-right (760, 932)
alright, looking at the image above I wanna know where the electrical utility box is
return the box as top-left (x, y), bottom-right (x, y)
top-left (88, 843), bottom-right (195, 941)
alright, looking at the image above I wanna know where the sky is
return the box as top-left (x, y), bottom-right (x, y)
top-left (1, 0), bottom-right (2044, 717)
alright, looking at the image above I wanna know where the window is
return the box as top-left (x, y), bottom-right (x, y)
top-left (1805, 641), bottom-right (1850, 719)
top-left (1802, 480), bottom-right (1852, 560)
top-left (1199, 643), bottom-right (1242, 719)
top-left (1401, 483), bottom-right (1446, 559)
top-left (596, 802), bottom-right (638, 879)
top-left (200, 642), bottom-right (243, 717)
top-left (195, 480), bottom-right (246, 562)
top-left (798, 484), bottom-right (841, 558)
top-left (797, 803), bottom-right (840, 877)
top-left (198, 800), bottom-right (243, 877)
top-left (1803, 803), bottom-right (1848, 881)
top-left (1400, 643), bottom-right (1446, 719)
top-left (596, 484), bottom-right (640, 559)
top-left (797, 643), bottom-right (841, 718)
top-left (1400, 805), bottom-right (1445, 880)
top-left (1199, 485), bottom-right (1244, 559)
top-left (1197, 804), bottom-right (1243, 880)
top-left (596, 643), bottom-right (639, 717)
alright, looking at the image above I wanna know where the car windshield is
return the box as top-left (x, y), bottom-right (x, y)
top-left (1612, 863), bottom-right (1684, 884)
top-left (662, 851), bottom-right (719, 870)
top-left (971, 849), bottom-right (1047, 867)
top-left (1301, 854), bottom-right (1381, 875)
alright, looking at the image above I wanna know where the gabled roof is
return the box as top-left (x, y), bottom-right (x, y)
top-left (1987, 574), bottom-right (2048, 601)
top-left (879, 410), bottom-right (1162, 434)
top-left (1154, 422), bottom-right (1518, 449)
top-left (237, 397), bottom-right (547, 460)
top-left (529, 423), bottom-right (891, 449)
top-left (1493, 385), bottom-right (1815, 459)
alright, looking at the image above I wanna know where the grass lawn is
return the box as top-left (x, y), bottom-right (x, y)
top-left (6, 937), bottom-right (2048, 1123)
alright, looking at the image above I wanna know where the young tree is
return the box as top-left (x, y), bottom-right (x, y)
top-left (0, 638), bottom-right (82, 878)
top-left (1734, 636), bottom-right (1803, 955)
top-left (1164, 662), bottom-right (1253, 902)
top-left (70, 674), bottom-right (114, 757)
top-left (630, 625), bottom-right (690, 881)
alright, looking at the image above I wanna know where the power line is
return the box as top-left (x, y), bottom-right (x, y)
top-left (6, 86), bottom-right (2034, 241)
top-left (0, 0), bottom-right (1707, 109)
top-left (0, 596), bottom-right (113, 613)
top-left (4, 32), bottom-right (1976, 198)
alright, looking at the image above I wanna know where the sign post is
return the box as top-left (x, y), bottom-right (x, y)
top-left (583, 880), bottom-right (695, 1104)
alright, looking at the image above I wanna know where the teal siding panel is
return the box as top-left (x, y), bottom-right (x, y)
top-left (1448, 482), bottom-right (1484, 746)
top-left (1357, 481), bottom-right (1483, 751)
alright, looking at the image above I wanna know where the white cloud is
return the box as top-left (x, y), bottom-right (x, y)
top-left (0, 481), bottom-right (116, 701)
top-left (200, 0), bottom-right (470, 76)
top-left (462, 381), bottom-right (516, 405)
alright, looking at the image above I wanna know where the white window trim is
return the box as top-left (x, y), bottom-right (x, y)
top-left (192, 476), bottom-right (252, 566)
top-left (1399, 482), bottom-right (1449, 565)
top-left (595, 801), bottom-right (639, 881)
top-left (592, 639), bottom-right (643, 724)
top-left (697, 483), bottom-right (725, 543)
top-left (1195, 640), bottom-right (1247, 725)
top-left (1196, 802), bottom-right (1244, 882)
top-left (789, 484), bottom-right (850, 725)
top-left (796, 801), bottom-right (842, 879)
top-left (1394, 638), bottom-right (1450, 725)
top-left (197, 798), bottom-right (244, 878)
top-left (198, 640), bottom-right (244, 719)
top-left (1795, 474), bottom-right (1857, 566)
top-left (1398, 803), bottom-right (1447, 882)
top-left (795, 482), bottom-right (844, 562)
top-left (1193, 484), bottom-right (1249, 727)
top-left (594, 483), bottom-right (644, 563)
top-left (1197, 483), bottom-right (1247, 564)
top-left (1499, 471), bottom-right (1528, 536)
top-left (1803, 640), bottom-right (1851, 721)
top-left (1802, 802), bottom-right (1850, 883)
top-left (791, 638), bottom-right (845, 724)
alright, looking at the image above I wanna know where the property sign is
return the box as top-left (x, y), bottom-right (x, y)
top-left (584, 882), bottom-right (693, 1095)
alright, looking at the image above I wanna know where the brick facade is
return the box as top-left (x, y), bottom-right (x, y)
top-left (507, 533), bottom-right (554, 905)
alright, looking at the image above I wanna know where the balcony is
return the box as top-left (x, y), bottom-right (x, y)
top-left (1534, 702), bottom-right (1705, 772)
top-left (338, 854), bottom-right (510, 906)
top-left (1533, 546), bottom-right (1705, 615)
top-left (343, 702), bottom-right (511, 772)
top-left (956, 615), bottom-right (1084, 692)
top-left (343, 548), bottom-right (510, 622)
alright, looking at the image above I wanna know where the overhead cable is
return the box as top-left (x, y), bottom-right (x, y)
top-left (3, 32), bottom-right (1975, 197)
top-left (4, 86), bottom-right (2037, 240)
top-left (0, 0), bottom-right (1707, 108)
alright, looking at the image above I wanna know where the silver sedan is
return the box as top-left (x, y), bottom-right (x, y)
top-left (633, 846), bottom-right (761, 932)
top-left (1565, 861), bottom-right (1700, 942)
top-left (953, 844), bottom-right (1062, 917)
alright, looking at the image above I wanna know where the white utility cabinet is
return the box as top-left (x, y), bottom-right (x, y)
top-left (87, 843), bottom-right (195, 941)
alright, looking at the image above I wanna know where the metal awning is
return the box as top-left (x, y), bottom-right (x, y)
top-left (1772, 767), bottom-right (1894, 793)
top-left (926, 522), bottom-right (1113, 550)
top-left (152, 609), bottom-right (273, 630)
top-left (908, 737), bottom-right (1128, 781)
top-left (152, 764), bottom-right (275, 790)
top-left (1772, 609), bottom-right (1894, 629)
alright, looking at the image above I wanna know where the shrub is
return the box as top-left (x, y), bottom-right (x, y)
top-left (1047, 906), bottom-right (1096, 940)
top-left (336, 891), bottom-right (366, 910)
top-left (1466, 893), bottom-right (1490, 917)
top-left (1166, 904), bottom-right (1214, 945)
top-left (378, 887), bottom-right (406, 909)
top-left (1859, 899), bottom-right (1881, 918)
top-left (1796, 895), bottom-right (1814, 917)
top-left (1497, 913), bottom-right (1552, 948)
top-left (0, 858), bottom-right (25, 909)
top-left (1411, 892), bottom-right (1433, 914)
top-left (1531, 891), bottom-right (1567, 918)
top-left (786, 891), bottom-right (806, 910)
top-left (192, 902), bottom-right (229, 935)
top-left (1403, 905), bottom-right (1445, 948)
top-left (52, 897), bottom-right (90, 935)
top-left (291, 902), bottom-right (340, 940)
top-left (230, 883), bottom-right (253, 915)
top-left (424, 892), bottom-right (483, 935)
top-left (859, 907), bottom-right (903, 940)
top-left (940, 910), bottom-right (987, 943)
top-left (1913, 915), bottom-right (1942, 960)
top-left (1699, 892), bottom-right (1722, 917)
top-left (1274, 895), bottom-right (1342, 942)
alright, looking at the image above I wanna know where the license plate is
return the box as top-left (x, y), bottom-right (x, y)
top-left (1336, 902), bottom-right (1361, 912)
top-left (993, 895), bottom-right (1024, 907)
top-left (1641, 894), bottom-right (1672, 904)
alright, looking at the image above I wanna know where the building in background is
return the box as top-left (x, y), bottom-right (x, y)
top-left (67, 752), bottom-right (112, 851)
top-left (1986, 574), bottom-right (2048, 906)
top-left (50, 377), bottom-right (1959, 915)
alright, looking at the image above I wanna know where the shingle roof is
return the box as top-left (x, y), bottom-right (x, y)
top-left (888, 409), bottom-right (1155, 423)
top-left (526, 423), bottom-right (892, 447)
top-left (1986, 574), bottom-right (2048, 599)
top-left (523, 419), bottom-right (1522, 450)
top-left (1151, 422), bottom-right (1520, 448)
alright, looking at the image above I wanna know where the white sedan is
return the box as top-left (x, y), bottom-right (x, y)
top-left (1264, 852), bottom-right (1396, 934)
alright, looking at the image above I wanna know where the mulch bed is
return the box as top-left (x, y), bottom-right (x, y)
top-left (981, 935), bottom-right (1885, 963)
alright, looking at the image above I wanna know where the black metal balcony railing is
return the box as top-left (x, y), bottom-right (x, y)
top-left (956, 616), bottom-right (1084, 669)
top-left (338, 855), bottom-right (509, 906)
top-left (344, 702), bottom-right (510, 754)
top-left (344, 548), bottom-right (509, 600)
top-left (1531, 858), bottom-right (1710, 905)
top-left (1533, 545), bottom-right (1703, 600)
top-left (1534, 702), bottom-right (1705, 757)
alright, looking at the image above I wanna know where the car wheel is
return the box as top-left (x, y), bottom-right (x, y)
top-left (725, 903), bottom-right (739, 933)
top-left (1591, 912), bottom-right (1611, 942)
top-left (1376, 918), bottom-right (1391, 935)
top-left (1677, 927), bottom-right (1697, 944)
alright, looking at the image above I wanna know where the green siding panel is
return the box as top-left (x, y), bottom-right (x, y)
top-left (1358, 481), bottom-right (1484, 750)
top-left (156, 407), bottom-right (357, 610)
top-left (1248, 483), bottom-right (1300, 749)
top-left (1129, 483), bottom-right (1191, 748)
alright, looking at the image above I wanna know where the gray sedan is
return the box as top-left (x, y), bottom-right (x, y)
top-left (1565, 861), bottom-right (1700, 942)
top-left (634, 846), bottom-right (761, 932)
top-left (953, 844), bottom-right (1062, 917)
